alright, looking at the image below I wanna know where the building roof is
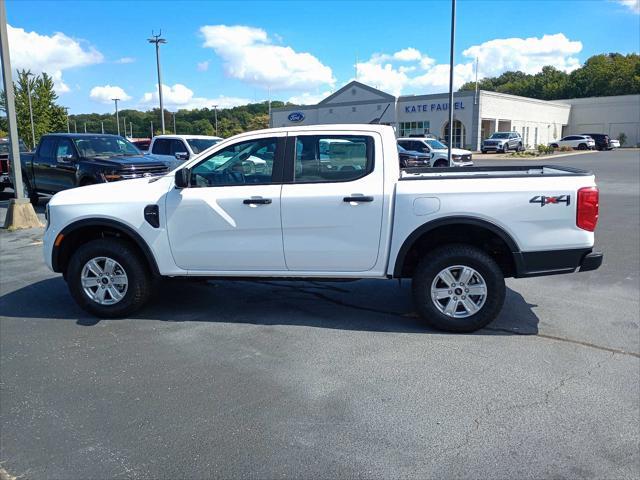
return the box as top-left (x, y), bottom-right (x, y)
top-left (317, 80), bottom-right (396, 105)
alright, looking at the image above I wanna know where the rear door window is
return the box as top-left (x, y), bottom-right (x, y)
top-left (170, 139), bottom-right (188, 155)
top-left (152, 139), bottom-right (171, 155)
top-left (37, 137), bottom-right (56, 163)
top-left (293, 135), bottom-right (373, 183)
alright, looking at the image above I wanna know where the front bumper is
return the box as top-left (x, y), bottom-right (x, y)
top-left (515, 248), bottom-right (603, 278)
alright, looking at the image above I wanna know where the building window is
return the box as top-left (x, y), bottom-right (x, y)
top-left (352, 106), bottom-right (356, 112)
top-left (399, 121), bottom-right (430, 137)
top-left (442, 120), bottom-right (465, 148)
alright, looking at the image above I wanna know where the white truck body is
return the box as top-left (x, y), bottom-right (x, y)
top-left (43, 125), bottom-right (602, 331)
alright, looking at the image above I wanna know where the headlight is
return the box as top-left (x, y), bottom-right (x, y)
top-left (452, 155), bottom-right (462, 160)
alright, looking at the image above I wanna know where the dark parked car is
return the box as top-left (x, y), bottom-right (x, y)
top-left (0, 137), bottom-right (29, 192)
top-left (19, 134), bottom-right (168, 204)
top-left (397, 144), bottom-right (431, 168)
top-left (581, 133), bottom-right (616, 151)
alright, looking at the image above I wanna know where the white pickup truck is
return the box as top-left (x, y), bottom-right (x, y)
top-left (43, 125), bottom-right (602, 332)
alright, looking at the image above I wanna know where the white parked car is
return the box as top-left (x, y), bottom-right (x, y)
top-left (44, 124), bottom-right (602, 333)
top-left (397, 137), bottom-right (473, 167)
top-left (148, 134), bottom-right (223, 168)
top-left (550, 135), bottom-right (596, 150)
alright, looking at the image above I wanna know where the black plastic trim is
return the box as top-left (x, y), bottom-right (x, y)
top-left (514, 248), bottom-right (598, 278)
top-left (52, 218), bottom-right (160, 276)
top-left (393, 216), bottom-right (520, 278)
top-left (144, 205), bottom-right (160, 228)
top-left (400, 164), bottom-right (592, 181)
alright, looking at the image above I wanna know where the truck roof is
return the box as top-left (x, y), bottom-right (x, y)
top-left (42, 133), bottom-right (123, 139)
top-left (246, 124), bottom-right (395, 136)
top-left (152, 134), bottom-right (223, 141)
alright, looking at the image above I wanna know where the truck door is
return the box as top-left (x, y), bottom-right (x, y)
top-left (280, 133), bottom-right (384, 272)
top-left (30, 136), bottom-right (57, 193)
top-left (52, 137), bottom-right (79, 191)
top-left (165, 133), bottom-right (286, 272)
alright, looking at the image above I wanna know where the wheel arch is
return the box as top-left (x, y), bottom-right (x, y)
top-left (393, 216), bottom-right (521, 278)
top-left (52, 218), bottom-right (160, 277)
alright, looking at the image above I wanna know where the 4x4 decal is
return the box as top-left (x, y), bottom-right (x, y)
top-left (529, 195), bottom-right (571, 207)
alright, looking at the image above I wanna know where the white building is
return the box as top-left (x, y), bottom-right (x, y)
top-left (271, 81), bottom-right (640, 150)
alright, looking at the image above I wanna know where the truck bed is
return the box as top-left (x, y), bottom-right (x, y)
top-left (400, 165), bottom-right (591, 180)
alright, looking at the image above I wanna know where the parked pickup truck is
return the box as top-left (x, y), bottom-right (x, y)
top-left (147, 134), bottom-right (223, 169)
top-left (0, 137), bottom-right (29, 192)
top-left (43, 125), bottom-right (602, 332)
top-left (19, 133), bottom-right (168, 204)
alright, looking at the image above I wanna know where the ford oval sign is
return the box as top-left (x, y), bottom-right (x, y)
top-left (288, 112), bottom-right (305, 122)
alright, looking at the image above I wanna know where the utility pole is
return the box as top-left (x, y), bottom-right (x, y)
top-left (267, 87), bottom-right (271, 127)
top-left (122, 116), bottom-right (126, 137)
top-left (150, 121), bottom-right (153, 138)
top-left (65, 108), bottom-right (70, 133)
top-left (0, 0), bottom-right (40, 228)
top-left (130, 122), bottom-right (133, 138)
top-left (73, 120), bottom-right (77, 133)
top-left (172, 112), bottom-right (176, 134)
top-left (212, 105), bottom-right (218, 136)
top-left (474, 57), bottom-right (479, 105)
top-left (112, 98), bottom-right (120, 136)
top-left (101, 121), bottom-right (104, 134)
top-left (148, 30), bottom-right (167, 134)
top-left (25, 71), bottom-right (36, 149)
top-left (84, 122), bottom-right (87, 133)
top-left (447, 0), bottom-right (456, 163)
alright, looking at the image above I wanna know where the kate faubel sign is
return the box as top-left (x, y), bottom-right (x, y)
top-left (404, 101), bottom-right (465, 113)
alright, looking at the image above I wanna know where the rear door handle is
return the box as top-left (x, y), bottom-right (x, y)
top-left (343, 195), bottom-right (374, 203)
top-left (243, 197), bottom-right (272, 205)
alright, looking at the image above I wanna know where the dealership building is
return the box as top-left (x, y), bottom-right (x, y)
top-left (271, 81), bottom-right (640, 150)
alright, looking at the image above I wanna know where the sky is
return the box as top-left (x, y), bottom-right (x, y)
top-left (5, 0), bottom-right (640, 114)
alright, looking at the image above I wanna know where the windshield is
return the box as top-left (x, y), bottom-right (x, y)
top-left (73, 136), bottom-right (141, 157)
top-left (425, 139), bottom-right (447, 150)
top-left (0, 140), bottom-right (29, 153)
top-left (187, 138), bottom-right (221, 154)
top-left (490, 133), bottom-right (510, 139)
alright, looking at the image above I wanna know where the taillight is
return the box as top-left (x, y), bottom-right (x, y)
top-left (577, 186), bottom-right (599, 231)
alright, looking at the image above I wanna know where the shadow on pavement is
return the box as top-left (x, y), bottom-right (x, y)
top-left (0, 276), bottom-right (540, 335)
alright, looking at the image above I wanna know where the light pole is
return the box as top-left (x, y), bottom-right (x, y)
top-left (112, 98), bottom-right (120, 136)
top-left (101, 121), bottom-right (104, 134)
top-left (212, 105), bottom-right (218, 136)
top-left (73, 120), bottom-right (77, 133)
top-left (84, 122), bottom-right (87, 133)
top-left (25, 71), bottom-right (36, 149)
top-left (172, 112), bottom-right (176, 134)
top-left (123, 116), bottom-right (126, 137)
top-left (130, 121), bottom-right (133, 138)
top-left (65, 107), bottom-right (70, 133)
top-left (446, 0), bottom-right (456, 163)
top-left (148, 30), bottom-right (167, 134)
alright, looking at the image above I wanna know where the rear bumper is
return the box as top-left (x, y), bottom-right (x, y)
top-left (515, 248), bottom-right (603, 278)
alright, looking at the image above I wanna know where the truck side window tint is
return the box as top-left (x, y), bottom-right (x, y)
top-left (171, 139), bottom-right (186, 155)
top-left (293, 135), bottom-right (373, 183)
top-left (56, 139), bottom-right (75, 159)
top-left (152, 139), bottom-right (170, 155)
top-left (38, 137), bottom-right (56, 161)
top-left (190, 137), bottom-right (277, 187)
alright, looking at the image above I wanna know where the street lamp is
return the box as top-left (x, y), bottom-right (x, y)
top-left (212, 105), bottom-right (218, 136)
top-left (112, 98), bottom-right (120, 136)
top-left (148, 30), bottom-right (167, 134)
top-left (172, 112), bottom-right (176, 134)
top-left (446, 0), bottom-right (456, 163)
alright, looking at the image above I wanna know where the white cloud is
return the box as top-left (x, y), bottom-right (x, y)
top-left (140, 83), bottom-right (250, 110)
top-left (89, 85), bottom-right (131, 104)
top-left (613, 0), bottom-right (640, 13)
top-left (116, 57), bottom-right (135, 64)
top-left (197, 61), bottom-right (210, 72)
top-left (288, 91), bottom-right (332, 105)
top-left (355, 33), bottom-right (583, 96)
top-left (199, 24), bottom-right (335, 91)
top-left (7, 24), bottom-right (103, 93)
top-left (462, 33), bottom-right (583, 76)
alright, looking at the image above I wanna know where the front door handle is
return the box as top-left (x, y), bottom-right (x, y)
top-left (343, 195), bottom-right (374, 203)
top-left (243, 197), bottom-right (272, 205)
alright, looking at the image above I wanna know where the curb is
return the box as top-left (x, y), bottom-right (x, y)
top-left (475, 150), bottom-right (599, 161)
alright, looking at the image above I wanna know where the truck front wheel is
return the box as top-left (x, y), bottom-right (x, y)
top-left (66, 238), bottom-right (152, 318)
top-left (412, 244), bottom-right (505, 332)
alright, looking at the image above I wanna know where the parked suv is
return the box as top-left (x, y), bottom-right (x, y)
top-left (397, 137), bottom-right (473, 167)
top-left (580, 133), bottom-right (616, 151)
top-left (550, 135), bottom-right (595, 150)
top-left (481, 132), bottom-right (523, 153)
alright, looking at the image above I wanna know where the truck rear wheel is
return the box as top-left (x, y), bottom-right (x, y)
top-left (66, 238), bottom-right (152, 318)
top-left (411, 244), bottom-right (505, 333)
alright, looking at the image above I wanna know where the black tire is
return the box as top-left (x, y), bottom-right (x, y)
top-left (481, 150), bottom-right (486, 154)
top-left (578, 143), bottom-right (587, 150)
top-left (66, 238), bottom-right (152, 318)
top-left (22, 175), bottom-right (39, 205)
top-left (517, 143), bottom-right (523, 152)
top-left (411, 244), bottom-right (506, 333)
top-left (550, 143), bottom-right (558, 149)
top-left (502, 144), bottom-right (509, 153)
top-left (433, 160), bottom-right (448, 168)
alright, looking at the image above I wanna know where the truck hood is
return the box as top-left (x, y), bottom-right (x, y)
top-left (49, 175), bottom-right (174, 207)
top-left (88, 154), bottom-right (167, 168)
top-left (432, 147), bottom-right (472, 155)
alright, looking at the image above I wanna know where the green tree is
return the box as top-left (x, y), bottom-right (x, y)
top-left (191, 119), bottom-right (214, 135)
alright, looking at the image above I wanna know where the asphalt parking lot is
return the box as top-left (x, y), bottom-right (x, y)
top-left (1, 149), bottom-right (639, 479)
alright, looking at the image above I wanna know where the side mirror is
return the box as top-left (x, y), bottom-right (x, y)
top-left (57, 154), bottom-right (75, 164)
top-left (175, 152), bottom-right (189, 161)
top-left (175, 168), bottom-right (190, 188)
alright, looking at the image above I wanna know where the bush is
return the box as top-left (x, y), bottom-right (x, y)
top-left (560, 146), bottom-right (573, 152)
top-left (537, 144), bottom-right (547, 154)
top-left (618, 132), bottom-right (627, 146)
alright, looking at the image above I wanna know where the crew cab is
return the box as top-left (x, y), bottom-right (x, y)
top-left (148, 134), bottom-right (223, 168)
top-left (19, 134), bottom-right (168, 204)
top-left (43, 125), bottom-right (602, 333)
top-left (397, 137), bottom-right (473, 167)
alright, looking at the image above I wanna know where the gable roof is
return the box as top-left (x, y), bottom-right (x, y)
top-left (318, 80), bottom-right (396, 105)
